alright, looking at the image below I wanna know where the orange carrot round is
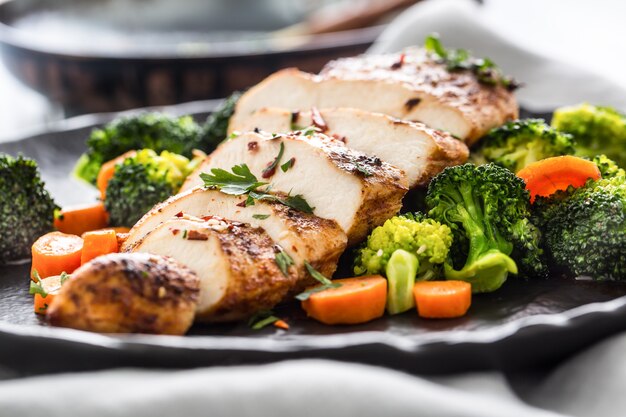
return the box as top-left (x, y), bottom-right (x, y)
top-left (301, 275), bottom-right (387, 325)
top-left (517, 156), bottom-right (601, 203)
top-left (81, 227), bottom-right (130, 238)
top-left (31, 232), bottom-right (83, 280)
top-left (54, 202), bottom-right (109, 236)
top-left (413, 280), bottom-right (471, 319)
top-left (81, 229), bottom-right (119, 265)
top-left (97, 151), bottom-right (137, 199)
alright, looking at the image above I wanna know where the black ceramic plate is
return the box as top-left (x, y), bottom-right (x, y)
top-left (2, 101), bottom-right (626, 377)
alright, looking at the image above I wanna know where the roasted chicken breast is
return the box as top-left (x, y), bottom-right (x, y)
top-left (131, 217), bottom-right (298, 322)
top-left (182, 131), bottom-right (408, 244)
top-left (122, 187), bottom-right (347, 280)
top-left (47, 253), bottom-right (200, 335)
top-left (232, 107), bottom-right (469, 188)
top-left (229, 49), bottom-right (518, 144)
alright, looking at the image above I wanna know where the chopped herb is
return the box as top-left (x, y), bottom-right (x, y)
top-left (29, 270), bottom-right (47, 297)
top-left (281, 158), bottom-right (295, 173)
top-left (182, 229), bottom-right (188, 239)
top-left (301, 126), bottom-right (318, 136)
top-left (252, 214), bottom-right (270, 220)
top-left (354, 162), bottom-right (373, 177)
top-left (200, 164), bottom-right (268, 196)
top-left (290, 122), bottom-right (304, 131)
top-left (424, 34), bottom-right (519, 90)
top-left (248, 310), bottom-right (279, 330)
top-left (275, 250), bottom-right (294, 277)
top-left (295, 262), bottom-right (342, 301)
top-left (202, 163), bottom-right (314, 213)
top-left (261, 142), bottom-right (285, 178)
top-left (227, 132), bottom-right (240, 140)
top-left (60, 272), bottom-right (70, 285)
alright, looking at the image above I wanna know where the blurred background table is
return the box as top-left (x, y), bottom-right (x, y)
top-left (1, 0), bottom-right (625, 143)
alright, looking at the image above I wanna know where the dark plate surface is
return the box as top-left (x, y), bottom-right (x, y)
top-left (2, 101), bottom-right (626, 376)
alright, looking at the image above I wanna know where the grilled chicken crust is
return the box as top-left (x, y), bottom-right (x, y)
top-left (46, 253), bottom-right (199, 335)
top-left (232, 107), bottom-right (469, 188)
top-left (131, 217), bottom-right (298, 322)
top-left (122, 187), bottom-right (347, 281)
top-left (182, 131), bottom-right (408, 245)
top-left (230, 49), bottom-right (518, 143)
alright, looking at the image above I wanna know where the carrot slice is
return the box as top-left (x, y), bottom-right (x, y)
top-left (31, 232), bottom-right (83, 280)
top-left (413, 280), bottom-right (471, 319)
top-left (33, 274), bottom-right (65, 314)
top-left (81, 229), bottom-right (119, 265)
top-left (301, 275), bottom-right (387, 325)
top-left (81, 227), bottom-right (130, 238)
top-left (96, 150), bottom-right (137, 199)
top-left (517, 156), bottom-right (601, 203)
top-left (54, 202), bottom-right (109, 236)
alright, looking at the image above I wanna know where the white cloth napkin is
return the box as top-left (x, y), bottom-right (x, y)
top-left (2, 2), bottom-right (625, 416)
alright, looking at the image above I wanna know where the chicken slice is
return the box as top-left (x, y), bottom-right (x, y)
top-left (131, 217), bottom-right (297, 322)
top-left (47, 253), bottom-right (200, 335)
top-left (231, 107), bottom-right (469, 188)
top-left (181, 131), bottom-right (408, 245)
top-left (229, 49), bottom-right (518, 144)
top-left (122, 187), bottom-right (347, 280)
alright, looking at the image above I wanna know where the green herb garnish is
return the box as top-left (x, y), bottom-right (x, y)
top-left (261, 142), bottom-right (284, 178)
top-left (201, 164), bottom-right (314, 213)
top-left (29, 270), bottom-right (47, 297)
top-left (424, 34), bottom-right (519, 90)
top-left (354, 162), bottom-right (373, 177)
top-left (275, 250), bottom-right (295, 277)
top-left (295, 262), bottom-right (342, 301)
top-left (248, 310), bottom-right (279, 330)
top-left (60, 271), bottom-right (70, 285)
top-left (281, 158), bottom-right (295, 173)
top-left (252, 214), bottom-right (270, 220)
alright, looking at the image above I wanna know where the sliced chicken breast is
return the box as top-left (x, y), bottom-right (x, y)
top-left (232, 107), bottom-right (469, 188)
top-left (132, 217), bottom-right (297, 322)
top-left (122, 187), bottom-right (347, 280)
top-left (229, 49), bottom-right (518, 144)
top-left (47, 253), bottom-right (200, 335)
top-left (182, 131), bottom-right (408, 244)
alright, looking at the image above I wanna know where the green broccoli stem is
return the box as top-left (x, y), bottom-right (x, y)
top-left (446, 188), bottom-right (517, 293)
top-left (385, 249), bottom-right (418, 315)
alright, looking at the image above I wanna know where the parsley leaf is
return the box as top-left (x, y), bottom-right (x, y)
top-left (275, 250), bottom-right (294, 277)
top-left (261, 142), bottom-right (284, 178)
top-left (295, 262), bottom-right (342, 301)
top-left (60, 272), bottom-right (70, 285)
top-left (252, 214), bottom-right (270, 220)
top-left (424, 33), bottom-right (519, 90)
top-left (354, 162), bottom-right (373, 177)
top-left (200, 164), bottom-right (267, 195)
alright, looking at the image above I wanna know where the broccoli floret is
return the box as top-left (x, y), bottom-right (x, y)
top-left (592, 154), bottom-right (625, 179)
top-left (551, 103), bottom-right (626, 167)
top-left (0, 154), bottom-right (58, 263)
top-left (353, 213), bottom-right (453, 314)
top-left (197, 91), bottom-right (241, 151)
top-left (354, 213), bottom-right (452, 279)
top-left (470, 119), bottom-right (575, 173)
top-left (425, 163), bottom-right (546, 293)
top-left (74, 113), bottom-right (202, 185)
top-left (104, 149), bottom-right (200, 227)
top-left (533, 174), bottom-right (626, 280)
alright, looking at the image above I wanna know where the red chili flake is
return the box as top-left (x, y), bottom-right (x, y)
top-left (187, 230), bottom-right (209, 241)
top-left (175, 211), bottom-right (184, 218)
top-left (171, 229), bottom-right (180, 236)
top-left (331, 134), bottom-right (347, 144)
top-left (391, 53), bottom-right (406, 70)
top-left (247, 141), bottom-right (258, 151)
top-left (290, 110), bottom-right (300, 124)
top-left (236, 200), bottom-right (247, 207)
top-left (310, 107), bottom-right (328, 132)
